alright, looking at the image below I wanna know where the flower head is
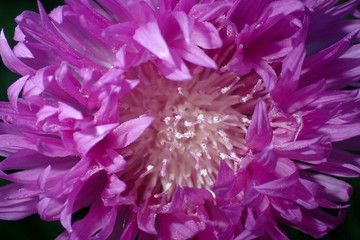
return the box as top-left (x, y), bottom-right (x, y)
top-left (1, 0), bottom-right (360, 239)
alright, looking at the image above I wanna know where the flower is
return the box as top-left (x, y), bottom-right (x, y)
top-left (1, 0), bottom-right (360, 239)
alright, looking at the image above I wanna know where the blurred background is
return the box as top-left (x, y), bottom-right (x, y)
top-left (0, 0), bottom-right (359, 239)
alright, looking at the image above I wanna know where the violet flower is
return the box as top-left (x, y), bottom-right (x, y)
top-left (1, 0), bottom-right (360, 239)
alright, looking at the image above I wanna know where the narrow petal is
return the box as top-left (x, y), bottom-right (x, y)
top-left (133, 21), bottom-right (171, 61)
top-left (7, 75), bottom-right (29, 111)
top-left (173, 11), bottom-right (192, 44)
top-left (58, 102), bottom-right (83, 121)
top-left (191, 21), bottom-right (223, 49)
top-left (137, 207), bottom-right (157, 235)
top-left (254, 173), bottom-right (298, 198)
top-left (189, 1), bottom-right (232, 22)
top-left (0, 30), bottom-right (35, 76)
top-left (174, 40), bottom-right (217, 69)
top-left (95, 148), bottom-right (127, 173)
top-left (101, 174), bottom-right (127, 206)
top-left (108, 116), bottom-right (154, 148)
top-left (74, 123), bottom-right (118, 155)
top-left (158, 213), bottom-right (200, 240)
top-left (246, 99), bottom-right (272, 151)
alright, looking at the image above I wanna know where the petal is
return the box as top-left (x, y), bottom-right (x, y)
top-left (101, 174), bottom-right (127, 206)
top-left (133, 21), bottom-right (171, 61)
top-left (276, 136), bottom-right (332, 162)
top-left (254, 173), bottom-right (299, 198)
top-left (60, 181), bottom-right (84, 231)
top-left (161, 187), bottom-right (185, 213)
top-left (157, 54), bottom-right (192, 80)
top-left (191, 21), bottom-right (223, 49)
top-left (74, 123), bottom-right (119, 155)
top-left (137, 207), bottom-right (157, 235)
top-left (302, 34), bottom-right (352, 79)
top-left (108, 116), bottom-right (154, 148)
top-left (120, 215), bottom-right (139, 240)
top-left (253, 146), bottom-right (277, 171)
top-left (7, 76), bottom-right (29, 111)
top-left (58, 102), bottom-right (83, 121)
top-left (0, 184), bottom-right (38, 220)
top-left (303, 173), bottom-right (352, 202)
top-left (253, 60), bottom-right (277, 91)
top-left (158, 213), bottom-right (200, 240)
top-left (173, 11), bottom-right (193, 44)
top-left (67, 200), bottom-right (118, 239)
top-left (189, 1), bottom-right (232, 22)
top-left (95, 148), bottom-right (127, 173)
top-left (0, 29), bottom-right (35, 75)
top-left (271, 198), bottom-right (302, 223)
top-left (0, 150), bottom-right (76, 170)
top-left (103, 22), bottom-right (138, 43)
top-left (174, 40), bottom-right (217, 69)
top-left (310, 147), bottom-right (360, 177)
top-left (246, 99), bottom-right (273, 151)
top-left (215, 161), bottom-right (235, 186)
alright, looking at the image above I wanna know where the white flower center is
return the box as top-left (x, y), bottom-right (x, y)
top-left (119, 63), bottom-right (263, 202)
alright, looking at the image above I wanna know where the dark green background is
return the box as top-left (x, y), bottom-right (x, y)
top-left (0, 1), bottom-right (359, 239)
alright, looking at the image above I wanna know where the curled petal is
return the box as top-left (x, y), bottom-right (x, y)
top-left (0, 30), bottom-right (35, 76)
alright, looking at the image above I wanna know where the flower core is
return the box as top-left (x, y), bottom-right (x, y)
top-left (120, 62), bottom-right (264, 201)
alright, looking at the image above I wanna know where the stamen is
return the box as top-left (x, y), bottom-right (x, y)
top-left (118, 62), bottom-right (264, 202)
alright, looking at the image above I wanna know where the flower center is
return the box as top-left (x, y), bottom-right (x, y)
top-left (119, 61), bottom-right (264, 202)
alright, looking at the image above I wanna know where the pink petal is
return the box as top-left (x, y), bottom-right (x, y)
top-left (7, 75), bottom-right (29, 111)
top-left (253, 60), bottom-right (277, 91)
top-left (36, 105), bottom-right (59, 123)
top-left (0, 149), bottom-right (76, 170)
top-left (253, 146), bottom-right (277, 171)
top-left (304, 173), bottom-right (352, 202)
top-left (189, 1), bottom-right (232, 22)
top-left (0, 184), bottom-right (38, 220)
top-left (74, 123), bottom-right (119, 155)
top-left (157, 55), bottom-right (192, 80)
top-left (60, 181), bottom-right (84, 232)
top-left (134, 21), bottom-right (171, 61)
top-left (161, 187), bottom-right (185, 213)
top-left (37, 165), bottom-right (52, 190)
top-left (101, 174), bottom-right (127, 206)
top-left (173, 11), bottom-right (193, 44)
top-left (215, 161), bottom-right (235, 186)
top-left (120, 215), bottom-right (139, 240)
top-left (103, 22), bottom-right (138, 43)
top-left (271, 198), bottom-right (302, 223)
top-left (246, 99), bottom-right (273, 151)
top-left (158, 213), bottom-right (200, 240)
top-left (95, 148), bottom-right (127, 173)
top-left (174, 40), bottom-right (217, 69)
top-left (0, 29), bottom-right (35, 76)
top-left (67, 200), bottom-right (118, 239)
top-left (254, 173), bottom-right (299, 198)
top-left (58, 102), bottom-right (83, 121)
top-left (137, 207), bottom-right (157, 234)
top-left (191, 21), bottom-right (223, 49)
top-left (108, 116), bottom-right (154, 148)
top-left (276, 136), bottom-right (332, 162)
